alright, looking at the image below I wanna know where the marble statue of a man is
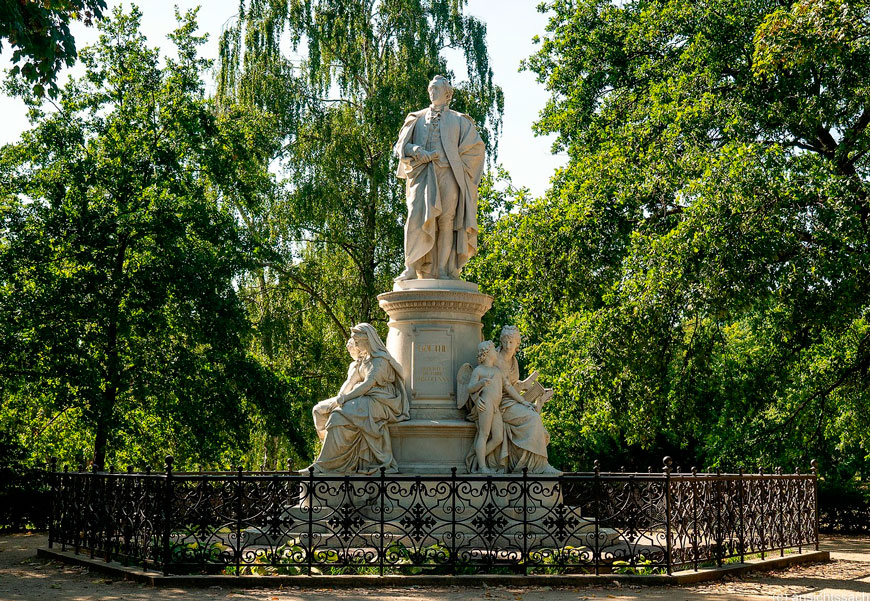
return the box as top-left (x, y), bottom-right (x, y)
top-left (394, 75), bottom-right (486, 281)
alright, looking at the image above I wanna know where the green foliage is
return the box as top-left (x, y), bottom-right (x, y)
top-left (469, 0), bottom-right (870, 479)
top-left (0, 6), bottom-right (298, 471)
top-left (216, 0), bottom-right (504, 465)
top-left (0, 0), bottom-right (106, 96)
top-left (0, 431), bottom-right (50, 531)
top-left (612, 556), bottom-right (663, 575)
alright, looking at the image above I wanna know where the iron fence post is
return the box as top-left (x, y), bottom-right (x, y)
top-left (105, 465), bottom-right (114, 563)
top-left (307, 467), bottom-right (314, 576)
top-left (450, 467), bottom-right (457, 575)
top-left (123, 465), bottom-right (133, 566)
top-left (379, 467), bottom-right (385, 577)
top-left (737, 467), bottom-right (745, 563)
top-left (235, 465), bottom-right (243, 576)
top-left (715, 467), bottom-right (723, 567)
top-left (61, 465), bottom-right (69, 552)
top-left (522, 468), bottom-right (528, 573)
top-left (663, 456), bottom-right (673, 575)
top-left (777, 467), bottom-right (785, 556)
top-left (759, 466), bottom-right (766, 560)
top-left (269, 471), bottom-right (279, 572)
top-left (145, 465), bottom-right (154, 570)
top-left (48, 458), bottom-right (57, 549)
top-left (691, 467), bottom-right (698, 571)
top-left (795, 467), bottom-right (802, 553)
top-left (811, 460), bottom-right (819, 551)
top-left (90, 462), bottom-right (98, 560)
top-left (75, 462), bottom-right (84, 556)
top-left (593, 460), bottom-right (600, 576)
top-left (162, 456), bottom-right (173, 576)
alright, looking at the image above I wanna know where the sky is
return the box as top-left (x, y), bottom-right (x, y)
top-left (0, 0), bottom-right (565, 198)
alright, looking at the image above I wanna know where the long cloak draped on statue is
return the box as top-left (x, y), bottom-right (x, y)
top-left (310, 325), bottom-right (410, 474)
top-left (395, 108), bottom-right (485, 275)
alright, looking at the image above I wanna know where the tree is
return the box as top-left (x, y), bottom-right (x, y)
top-left (477, 0), bottom-right (870, 479)
top-left (0, 6), bottom-right (294, 469)
top-left (0, 0), bottom-right (106, 96)
top-left (215, 0), bottom-right (504, 463)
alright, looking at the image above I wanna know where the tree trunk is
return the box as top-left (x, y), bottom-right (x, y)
top-left (359, 179), bottom-right (379, 322)
top-left (93, 237), bottom-right (126, 469)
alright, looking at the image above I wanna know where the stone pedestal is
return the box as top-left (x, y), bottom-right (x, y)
top-left (378, 280), bottom-right (492, 473)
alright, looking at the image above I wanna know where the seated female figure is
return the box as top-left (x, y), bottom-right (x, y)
top-left (309, 323), bottom-right (410, 474)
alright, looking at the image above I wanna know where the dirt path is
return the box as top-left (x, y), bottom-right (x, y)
top-left (0, 534), bottom-right (866, 601)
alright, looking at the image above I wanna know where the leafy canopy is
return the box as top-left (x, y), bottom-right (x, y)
top-left (474, 0), bottom-right (870, 480)
top-left (0, 5), bottom-right (294, 470)
top-left (0, 0), bottom-right (106, 96)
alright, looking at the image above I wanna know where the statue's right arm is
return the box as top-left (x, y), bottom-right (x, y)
top-left (504, 377), bottom-right (527, 405)
top-left (403, 143), bottom-right (423, 158)
top-left (339, 359), bottom-right (383, 402)
top-left (338, 365), bottom-right (360, 395)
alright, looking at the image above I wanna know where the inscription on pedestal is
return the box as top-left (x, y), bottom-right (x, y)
top-left (411, 327), bottom-right (454, 399)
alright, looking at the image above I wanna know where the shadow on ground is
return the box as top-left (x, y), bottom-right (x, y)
top-left (1, 533), bottom-right (867, 601)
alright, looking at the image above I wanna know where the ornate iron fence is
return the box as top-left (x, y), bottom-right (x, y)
top-left (46, 457), bottom-right (819, 576)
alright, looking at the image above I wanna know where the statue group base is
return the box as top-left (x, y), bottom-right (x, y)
top-left (378, 279), bottom-right (491, 473)
top-left (257, 280), bottom-right (624, 553)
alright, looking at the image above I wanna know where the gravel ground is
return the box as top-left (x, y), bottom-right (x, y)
top-left (0, 533), bottom-right (866, 601)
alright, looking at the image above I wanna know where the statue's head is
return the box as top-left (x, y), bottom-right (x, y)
top-left (351, 327), bottom-right (371, 357)
top-left (477, 340), bottom-right (496, 365)
top-left (345, 337), bottom-right (359, 360)
top-left (428, 75), bottom-right (453, 106)
top-left (350, 322), bottom-right (387, 359)
top-left (499, 325), bottom-right (521, 355)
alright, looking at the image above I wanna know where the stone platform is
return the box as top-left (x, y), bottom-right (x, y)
top-left (378, 279), bottom-right (492, 473)
top-left (388, 420), bottom-right (476, 473)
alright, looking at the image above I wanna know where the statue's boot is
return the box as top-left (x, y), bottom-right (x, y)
top-left (394, 266), bottom-right (417, 282)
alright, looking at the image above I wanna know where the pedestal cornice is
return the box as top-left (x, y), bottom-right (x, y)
top-left (378, 288), bottom-right (493, 321)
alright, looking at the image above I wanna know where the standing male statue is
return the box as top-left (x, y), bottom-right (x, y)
top-left (394, 75), bottom-right (486, 281)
